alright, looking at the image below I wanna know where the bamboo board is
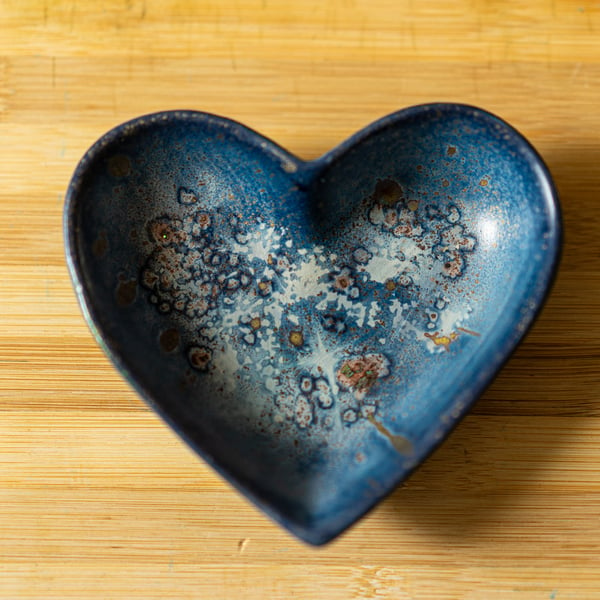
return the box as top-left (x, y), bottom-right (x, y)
top-left (1, 1), bottom-right (600, 598)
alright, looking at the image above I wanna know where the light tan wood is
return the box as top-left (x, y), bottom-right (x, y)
top-left (1, 1), bottom-right (600, 598)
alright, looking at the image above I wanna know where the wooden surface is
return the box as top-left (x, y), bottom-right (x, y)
top-left (1, 1), bottom-right (600, 598)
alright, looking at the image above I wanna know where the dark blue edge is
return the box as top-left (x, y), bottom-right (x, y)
top-left (63, 104), bottom-right (562, 546)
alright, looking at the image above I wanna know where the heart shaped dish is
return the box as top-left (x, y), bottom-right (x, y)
top-left (65, 104), bottom-right (561, 544)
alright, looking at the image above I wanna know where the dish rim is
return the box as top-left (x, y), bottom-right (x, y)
top-left (64, 102), bottom-right (562, 545)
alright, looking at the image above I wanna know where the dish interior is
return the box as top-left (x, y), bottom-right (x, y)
top-left (70, 108), bottom-right (558, 542)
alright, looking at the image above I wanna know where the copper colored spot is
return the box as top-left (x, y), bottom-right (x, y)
top-left (366, 414), bottom-right (413, 455)
top-left (92, 231), bottom-right (108, 258)
top-left (197, 213), bottom-right (210, 227)
top-left (337, 355), bottom-right (385, 392)
top-left (159, 328), bottom-right (180, 353)
top-left (149, 221), bottom-right (173, 244)
top-left (189, 346), bottom-right (212, 371)
top-left (108, 155), bottom-right (132, 178)
top-left (289, 330), bottom-right (304, 347)
top-left (424, 331), bottom-right (459, 351)
top-left (373, 178), bottom-right (404, 206)
top-left (116, 277), bottom-right (137, 307)
top-left (335, 276), bottom-right (350, 290)
top-left (258, 280), bottom-right (272, 293)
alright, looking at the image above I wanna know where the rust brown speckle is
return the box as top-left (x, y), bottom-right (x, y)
top-left (447, 146), bottom-right (457, 156)
top-left (456, 326), bottom-right (481, 337)
top-left (480, 178), bottom-right (489, 187)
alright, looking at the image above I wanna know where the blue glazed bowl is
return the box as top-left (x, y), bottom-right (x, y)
top-left (64, 104), bottom-right (561, 545)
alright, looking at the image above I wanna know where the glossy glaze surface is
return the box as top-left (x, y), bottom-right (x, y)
top-left (65, 104), bottom-right (560, 544)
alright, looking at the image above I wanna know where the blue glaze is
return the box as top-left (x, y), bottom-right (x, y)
top-left (64, 104), bottom-right (561, 545)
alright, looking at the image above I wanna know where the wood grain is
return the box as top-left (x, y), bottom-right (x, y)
top-left (1, 1), bottom-right (600, 598)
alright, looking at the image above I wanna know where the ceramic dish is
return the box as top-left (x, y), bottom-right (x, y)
top-left (64, 104), bottom-right (561, 544)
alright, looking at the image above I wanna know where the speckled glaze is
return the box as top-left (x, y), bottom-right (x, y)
top-left (64, 104), bottom-right (561, 545)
